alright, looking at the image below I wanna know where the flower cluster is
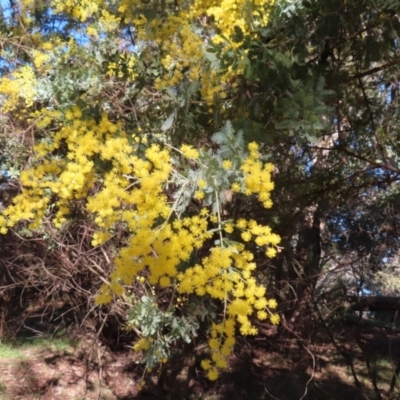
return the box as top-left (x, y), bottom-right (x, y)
top-left (0, 66), bottom-right (37, 112)
top-left (240, 142), bottom-right (275, 206)
top-left (177, 237), bottom-right (280, 379)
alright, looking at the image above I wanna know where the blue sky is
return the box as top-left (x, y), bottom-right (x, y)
top-left (0, 0), bottom-right (12, 22)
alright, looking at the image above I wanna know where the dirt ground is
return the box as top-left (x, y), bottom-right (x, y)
top-left (0, 334), bottom-right (144, 400)
top-left (0, 324), bottom-right (400, 400)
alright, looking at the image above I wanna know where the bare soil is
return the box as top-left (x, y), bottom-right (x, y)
top-left (0, 324), bottom-right (400, 400)
top-left (0, 334), bottom-right (143, 400)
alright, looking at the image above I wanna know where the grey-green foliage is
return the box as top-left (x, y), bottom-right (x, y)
top-left (171, 121), bottom-right (248, 215)
top-left (127, 294), bottom-right (198, 368)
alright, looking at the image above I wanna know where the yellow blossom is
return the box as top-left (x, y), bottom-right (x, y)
top-left (268, 299), bottom-right (278, 309)
top-left (181, 144), bottom-right (199, 159)
top-left (222, 160), bottom-right (232, 170)
top-left (224, 223), bottom-right (234, 233)
top-left (270, 313), bottom-right (280, 325)
top-left (232, 182), bottom-right (241, 192)
top-left (194, 190), bottom-right (205, 200)
top-left (198, 178), bottom-right (207, 189)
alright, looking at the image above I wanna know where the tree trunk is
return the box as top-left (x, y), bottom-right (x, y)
top-left (284, 206), bottom-right (322, 339)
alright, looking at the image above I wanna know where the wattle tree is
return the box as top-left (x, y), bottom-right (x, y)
top-left (0, 0), bottom-right (281, 382)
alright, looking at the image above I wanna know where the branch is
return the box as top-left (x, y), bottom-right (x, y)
top-left (347, 296), bottom-right (400, 312)
top-left (348, 58), bottom-right (400, 82)
top-left (338, 145), bottom-right (400, 174)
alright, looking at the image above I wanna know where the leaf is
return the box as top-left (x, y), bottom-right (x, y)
top-left (211, 131), bottom-right (227, 144)
top-left (204, 51), bottom-right (220, 69)
top-left (276, 120), bottom-right (293, 129)
top-left (161, 112), bottom-right (175, 132)
top-left (188, 80), bottom-right (200, 95)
